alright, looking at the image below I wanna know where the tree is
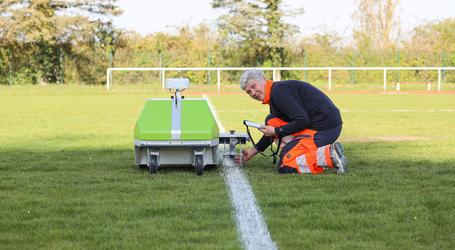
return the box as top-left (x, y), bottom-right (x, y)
top-left (405, 18), bottom-right (455, 82)
top-left (407, 18), bottom-right (455, 53)
top-left (212, 0), bottom-right (303, 67)
top-left (0, 0), bottom-right (121, 84)
top-left (352, 0), bottom-right (401, 50)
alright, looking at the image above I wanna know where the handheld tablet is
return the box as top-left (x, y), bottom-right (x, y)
top-left (243, 120), bottom-right (264, 129)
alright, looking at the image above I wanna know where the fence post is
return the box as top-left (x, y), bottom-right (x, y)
top-left (328, 68), bottom-right (332, 91)
top-left (438, 68), bottom-right (441, 91)
top-left (303, 51), bottom-right (308, 81)
top-left (161, 69), bottom-right (165, 90)
top-left (106, 69), bottom-right (110, 90)
top-left (207, 48), bottom-right (211, 85)
top-left (159, 52), bottom-right (162, 85)
top-left (217, 69), bottom-right (221, 93)
top-left (350, 54), bottom-right (355, 84)
top-left (272, 69), bottom-right (276, 81)
top-left (383, 68), bottom-right (387, 91)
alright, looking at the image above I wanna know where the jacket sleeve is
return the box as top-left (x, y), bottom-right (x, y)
top-left (272, 87), bottom-right (310, 138)
top-left (255, 135), bottom-right (273, 152)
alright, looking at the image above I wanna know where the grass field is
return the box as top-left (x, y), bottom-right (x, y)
top-left (1, 85), bottom-right (454, 249)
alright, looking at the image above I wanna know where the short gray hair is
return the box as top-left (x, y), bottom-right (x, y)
top-left (239, 70), bottom-right (266, 90)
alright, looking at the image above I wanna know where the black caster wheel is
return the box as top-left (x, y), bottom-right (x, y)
top-left (195, 155), bottom-right (204, 176)
top-left (148, 155), bottom-right (158, 174)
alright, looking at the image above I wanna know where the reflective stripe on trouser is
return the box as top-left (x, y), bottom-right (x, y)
top-left (292, 144), bottom-right (333, 173)
top-left (265, 116), bottom-right (334, 174)
top-left (281, 137), bottom-right (334, 174)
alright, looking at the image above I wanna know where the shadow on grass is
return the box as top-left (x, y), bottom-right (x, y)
top-left (0, 147), bottom-right (239, 249)
top-left (0, 147), bottom-right (220, 176)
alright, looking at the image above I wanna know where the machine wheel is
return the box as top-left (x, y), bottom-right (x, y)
top-left (195, 155), bottom-right (204, 176)
top-left (148, 155), bottom-right (158, 174)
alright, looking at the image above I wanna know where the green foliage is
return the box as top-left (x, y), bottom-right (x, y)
top-left (407, 18), bottom-right (455, 52)
top-left (113, 24), bottom-right (219, 84)
top-left (0, 0), bottom-right (121, 85)
top-left (1, 1), bottom-right (455, 86)
top-left (212, 0), bottom-right (302, 67)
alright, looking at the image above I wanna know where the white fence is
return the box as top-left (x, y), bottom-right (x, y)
top-left (106, 67), bottom-right (455, 91)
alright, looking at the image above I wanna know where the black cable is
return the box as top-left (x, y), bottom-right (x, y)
top-left (243, 121), bottom-right (282, 164)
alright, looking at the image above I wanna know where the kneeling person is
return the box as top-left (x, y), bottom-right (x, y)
top-left (236, 70), bottom-right (347, 174)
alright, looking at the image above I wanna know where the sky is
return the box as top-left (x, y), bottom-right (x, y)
top-left (113, 0), bottom-right (455, 38)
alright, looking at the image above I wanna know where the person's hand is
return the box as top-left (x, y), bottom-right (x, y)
top-left (259, 125), bottom-right (276, 137)
top-left (234, 147), bottom-right (258, 165)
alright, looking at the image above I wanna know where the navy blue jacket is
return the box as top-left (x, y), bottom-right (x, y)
top-left (256, 80), bottom-right (342, 152)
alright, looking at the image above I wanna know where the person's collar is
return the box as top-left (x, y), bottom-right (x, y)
top-left (262, 80), bottom-right (274, 104)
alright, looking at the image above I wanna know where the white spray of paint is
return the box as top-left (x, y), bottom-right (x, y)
top-left (222, 156), bottom-right (278, 250)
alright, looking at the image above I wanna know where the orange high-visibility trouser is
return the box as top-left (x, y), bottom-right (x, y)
top-left (267, 118), bottom-right (334, 174)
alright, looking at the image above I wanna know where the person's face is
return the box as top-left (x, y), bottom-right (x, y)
top-left (244, 80), bottom-right (265, 101)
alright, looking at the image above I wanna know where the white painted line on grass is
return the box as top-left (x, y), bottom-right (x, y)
top-left (222, 157), bottom-right (278, 250)
top-left (203, 93), bottom-right (277, 250)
